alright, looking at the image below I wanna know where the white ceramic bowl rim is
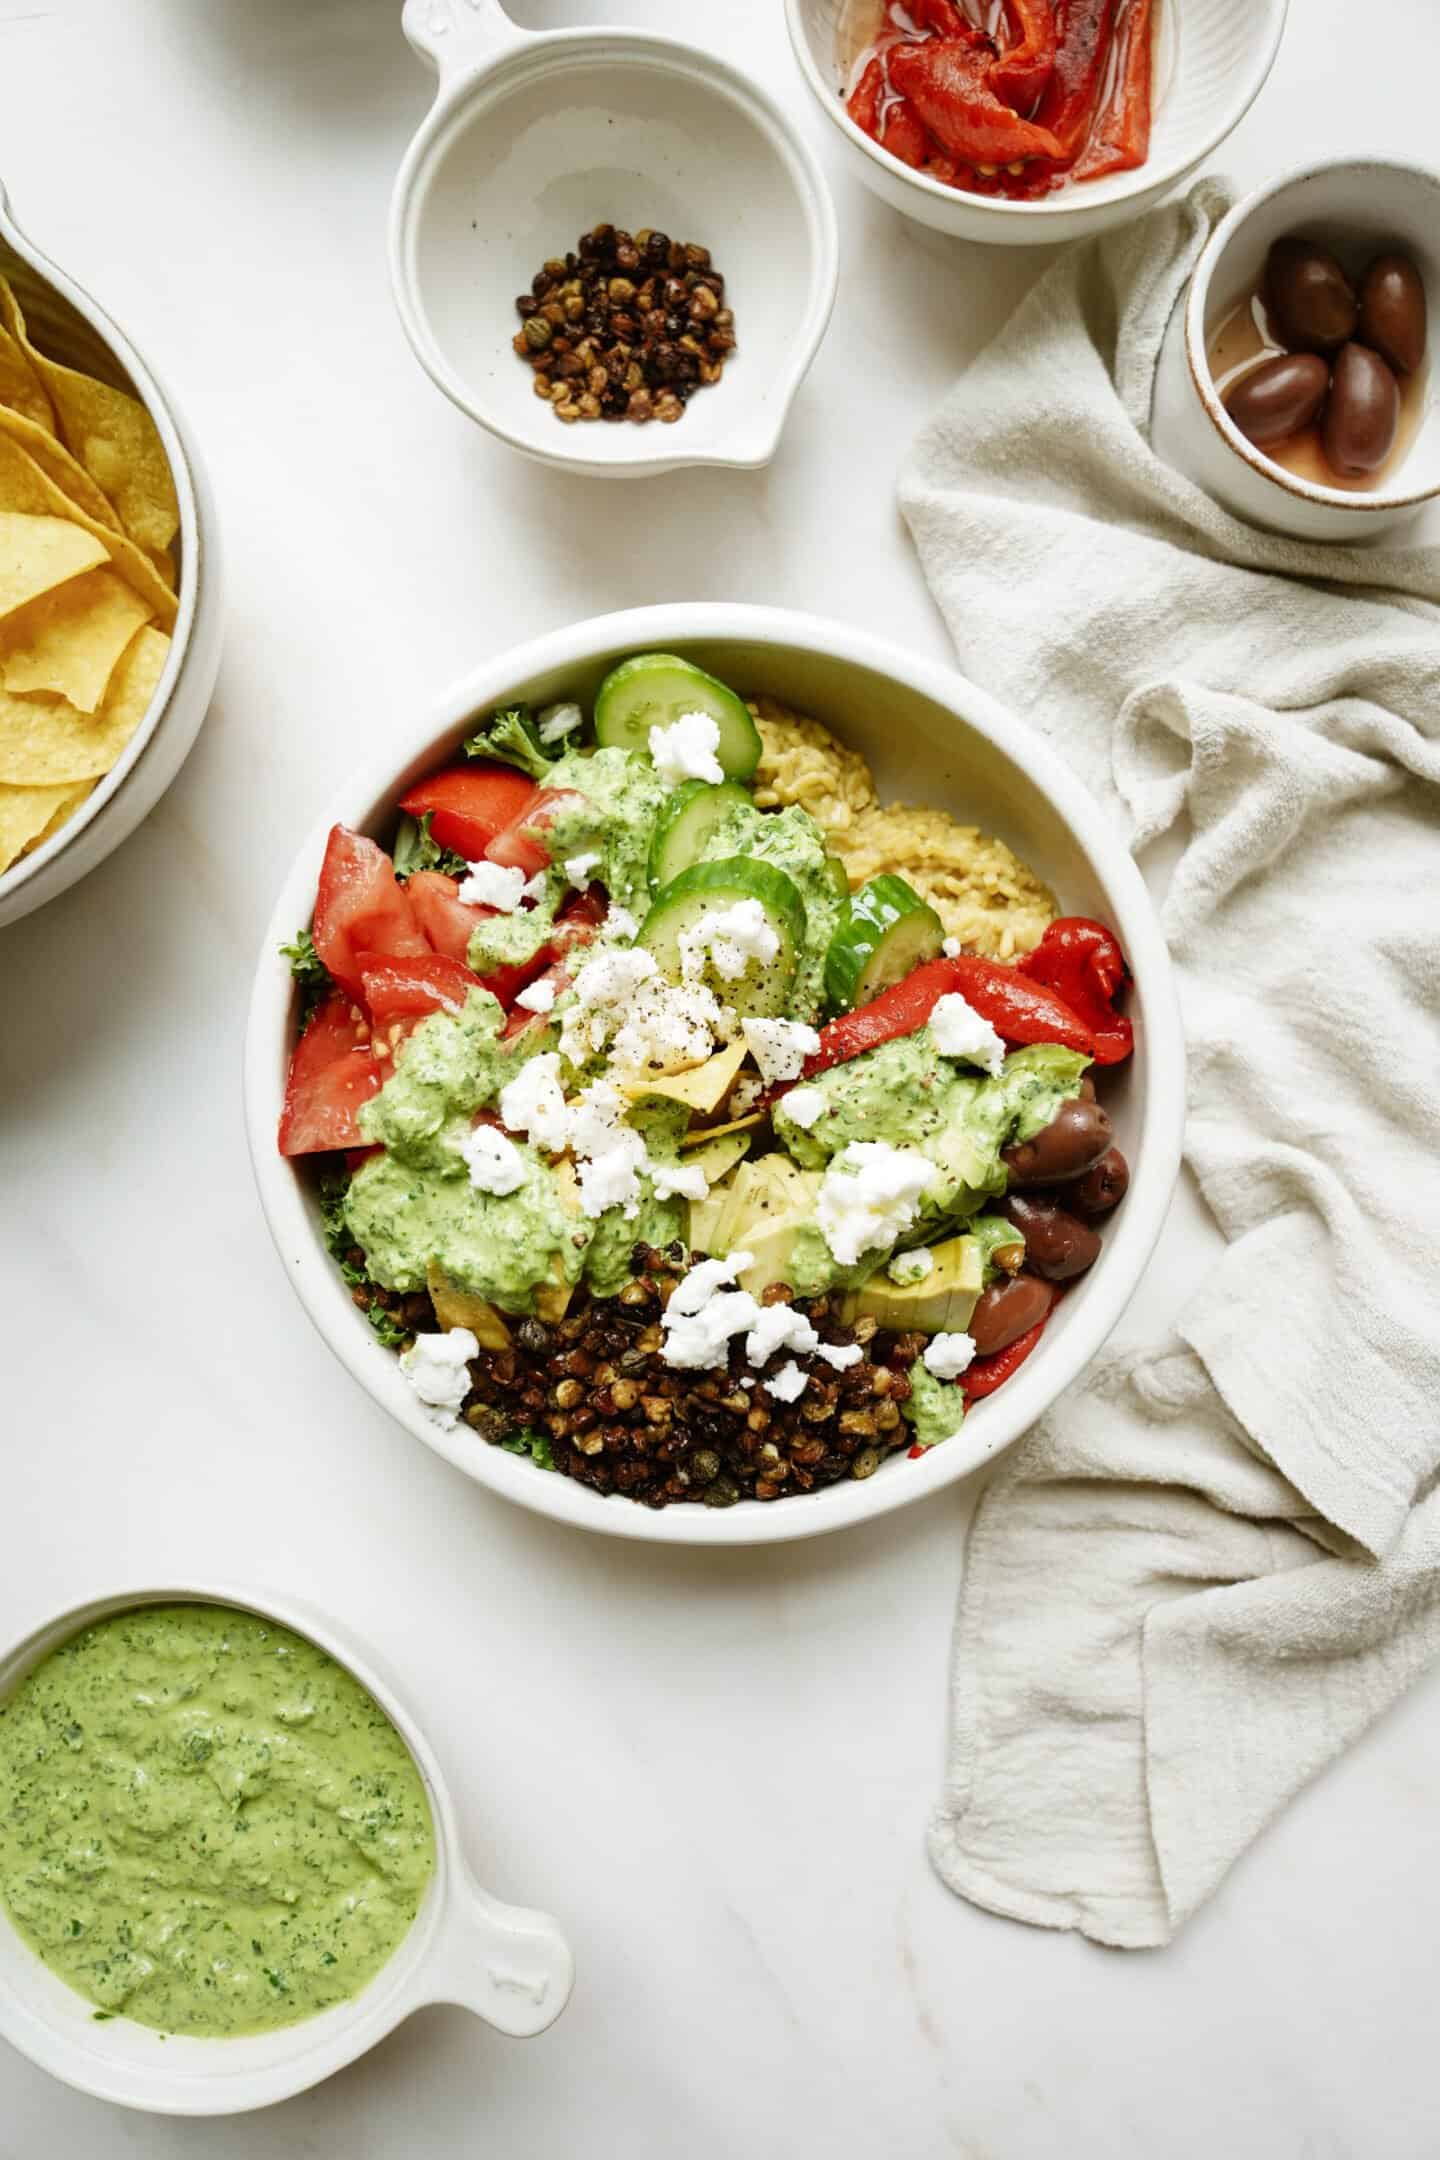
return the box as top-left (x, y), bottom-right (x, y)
top-left (1184, 153), bottom-right (1440, 513)
top-left (0, 1580), bottom-right (573, 2116)
top-left (245, 603), bottom-right (1184, 1549)
top-left (0, 186), bottom-right (204, 904)
top-left (783, 0), bottom-right (1289, 219)
top-left (388, 11), bottom-right (838, 473)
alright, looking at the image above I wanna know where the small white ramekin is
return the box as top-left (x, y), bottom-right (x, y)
top-left (388, 0), bottom-right (837, 476)
top-left (1152, 156), bottom-right (1440, 541)
top-left (0, 185), bottom-right (223, 930)
top-left (0, 1583), bottom-right (573, 2116)
top-left (245, 603), bottom-right (1184, 1550)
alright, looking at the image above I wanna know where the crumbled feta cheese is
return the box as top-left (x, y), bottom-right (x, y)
top-left (498, 1051), bottom-right (571, 1153)
top-left (648, 709), bottom-right (724, 787)
top-left (564, 851), bottom-right (601, 888)
top-left (745, 1302), bottom-right (820, 1367)
top-left (679, 901), bottom-right (780, 986)
top-left (942, 936), bottom-right (962, 958)
top-left (764, 1361), bottom-right (809, 1404)
top-left (928, 991), bottom-right (1006, 1076)
top-left (400, 1329), bottom-right (478, 1419)
top-left (605, 905), bottom-right (639, 944)
top-left (649, 1160), bottom-right (709, 1203)
top-left (922, 1331), bottom-right (977, 1381)
top-left (460, 1124), bottom-right (526, 1196)
top-left (560, 941), bottom-right (732, 1079)
top-left (661, 1250), bottom-right (762, 1371)
top-left (780, 1084), bottom-right (825, 1130)
top-left (818, 1342), bottom-right (862, 1371)
top-left (537, 700), bottom-right (584, 745)
top-left (514, 976), bottom-right (557, 1015)
top-left (742, 1017), bottom-right (821, 1088)
top-left (728, 1073), bottom-right (765, 1118)
top-left (567, 1081), bottom-right (649, 1219)
top-left (815, 1142), bottom-right (934, 1267)
top-left (457, 860), bottom-right (528, 912)
top-left (888, 1247), bottom-right (934, 1286)
top-left (522, 870), bottom-right (549, 904)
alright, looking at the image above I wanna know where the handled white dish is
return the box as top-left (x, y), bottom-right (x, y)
top-left (0, 1583), bottom-right (573, 2116)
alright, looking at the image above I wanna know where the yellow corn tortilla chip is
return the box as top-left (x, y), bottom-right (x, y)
top-left (0, 775), bottom-right (93, 874)
top-left (1, 566), bottom-right (153, 712)
top-left (0, 622), bottom-right (169, 784)
top-left (147, 545), bottom-right (176, 592)
top-left (0, 404), bottom-right (126, 535)
top-left (0, 277), bottom-right (178, 556)
top-left (0, 324), bottom-right (55, 434)
top-left (0, 512), bottom-right (107, 618)
top-left (0, 433), bottom-right (176, 631)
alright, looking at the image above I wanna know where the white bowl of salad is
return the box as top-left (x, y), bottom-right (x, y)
top-left (246, 606), bottom-right (1183, 1547)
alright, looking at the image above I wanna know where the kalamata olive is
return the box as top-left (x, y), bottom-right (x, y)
top-left (1078, 1075), bottom-right (1097, 1101)
top-left (999, 1193), bottom-right (1102, 1282)
top-left (1224, 353), bottom-right (1330, 449)
top-left (1068, 1147), bottom-right (1130, 1218)
top-left (1358, 253), bottom-right (1427, 376)
top-left (1323, 342), bottom-right (1399, 477)
top-left (1002, 1098), bottom-right (1112, 1186)
top-left (1264, 237), bottom-right (1358, 354)
top-left (969, 1272), bottom-right (1056, 1357)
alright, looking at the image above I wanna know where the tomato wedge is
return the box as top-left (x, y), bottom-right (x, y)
top-left (398, 762), bottom-right (538, 863)
top-left (311, 826), bottom-right (430, 1000)
top-left (485, 789), bottom-right (592, 878)
top-left (801, 956), bottom-right (1095, 1084)
top-left (278, 991), bottom-right (381, 1156)
top-left (360, 953), bottom-right (479, 1024)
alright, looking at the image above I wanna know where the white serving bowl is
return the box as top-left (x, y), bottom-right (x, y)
top-left (785, 0), bottom-right (1288, 246)
top-left (245, 604), bottom-right (1183, 1549)
top-left (1151, 156), bottom-right (1440, 541)
top-left (389, 0), bottom-right (837, 477)
top-left (0, 186), bottom-right (223, 930)
top-left (0, 1583), bottom-right (573, 2116)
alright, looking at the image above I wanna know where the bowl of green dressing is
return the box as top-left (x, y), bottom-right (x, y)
top-left (0, 1587), bottom-right (572, 2114)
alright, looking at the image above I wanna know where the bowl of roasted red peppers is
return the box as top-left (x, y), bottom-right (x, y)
top-left (785, 0), bottom-right (1289, 244)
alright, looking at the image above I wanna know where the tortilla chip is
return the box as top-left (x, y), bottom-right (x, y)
top-left (0, 512), bottom-right (107, 618)
top-left (0, 404), bottom-right (126, 535)
top-left (0, 433), bottom-right (176, 631)
top-left (0, 324), bottom-right (55, 434)
top-left (0, 775), bottom-right (93, 874)
top-left (0, 566), bottom-right (153, 712)
top-left (0, 622), bottom-right (169, 784)
top-left (0, 278), bottom-right (178, 556)
top-left (147, 545), bottom-right (176, 592)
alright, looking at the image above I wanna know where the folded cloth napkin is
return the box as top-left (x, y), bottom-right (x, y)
top-left (899, 180), bottom-right (1440, 1948)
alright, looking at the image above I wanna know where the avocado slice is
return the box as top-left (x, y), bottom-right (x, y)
top-left (838, 1234), bottom-right (984, 1336)
top-left (724, 1156), bottom-right (824, 1296)
top-left (683, 1128), bottom-right (755, 1188)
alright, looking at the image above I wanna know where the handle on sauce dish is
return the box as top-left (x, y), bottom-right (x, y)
top-left (400, 0), bottom-right (527, 80)
top-left (426, 1869), bottom-right (574, 2037)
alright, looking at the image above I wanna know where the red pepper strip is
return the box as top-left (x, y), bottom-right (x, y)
top-left (888, 38), bottom-right (1064, 167)
top-left (799, 955), bottom-right (1095, 1090)
top-left (846, 53), bottom-right (887, 137)
top-left (907, 0), bottom-right (967, 31)
top-left (1072, 0), bottom-right (1153, 179)
top-left (1019, 916), bottom-right (1133, 1065)
top-left (880, 95), bottom-right (934, 170)
top-left (960, 1312), bottom-right (1051, 1401)
top-left (990, 0), bottom-right (1057, 113)
top-left (1031, 0), bottom-right (1116, 163)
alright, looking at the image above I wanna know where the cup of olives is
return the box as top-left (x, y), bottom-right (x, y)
top-left (1152, 158), bottom-right (1440, 542)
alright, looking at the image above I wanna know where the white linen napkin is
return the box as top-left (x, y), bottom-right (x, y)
top-left (899, 181), bottom-right (1440, 1948)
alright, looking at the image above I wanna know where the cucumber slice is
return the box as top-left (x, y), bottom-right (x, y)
top-left (594, 653), bottom-right (762, 780)
top-left (638, 857), bottom-right (805, 1018)
top-left (823, 853), bottom-right (852, 903)
top-left (823, 874), bottom-right (945, 1012)
top-left (647, 779), bottom-right (752, 893)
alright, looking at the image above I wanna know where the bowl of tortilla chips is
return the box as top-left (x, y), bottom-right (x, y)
top-left (0, 186), bottom-right (222, 929)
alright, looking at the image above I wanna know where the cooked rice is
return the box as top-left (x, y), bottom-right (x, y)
top-left (748, 697), bottom-right (1056, 961)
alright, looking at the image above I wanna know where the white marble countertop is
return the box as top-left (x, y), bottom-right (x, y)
top-left (4, 1), bottom-right (1439, 2152)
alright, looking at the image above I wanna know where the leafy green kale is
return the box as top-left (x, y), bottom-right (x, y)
top-left (279, 928), bottom-right (333, 1021)
top-left (463, 703), bottom-right (554, 782)
top-left (392, 810), bottom-right (467, 882)
top-left (319, 1176), bottom-right (410, 1349)
top-left (500, 1428), bottom-right (556, 1472)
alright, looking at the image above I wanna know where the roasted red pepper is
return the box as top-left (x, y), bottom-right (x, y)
top-left (907, 0), bottom-right (967, 31)
top-left (1019, 917), bottom-right (1133, 1065)
top-left (888, 38), bottom-right (1064, 168)
top-left (846, 53), bottom-right (887, 137)
top-left (880, 95), bottom-right (933, 171)
top-left (1073, 0), bottom-right (1153, 179)
top-left (960, 1312), bottom-right (1051, 1401)
top-left (800, 954), bottom-right (1096, 1086)
top-left (1032, 0), bottom-right (1116, 162)
top-left (990, 0), bottom-right (1057, 112)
